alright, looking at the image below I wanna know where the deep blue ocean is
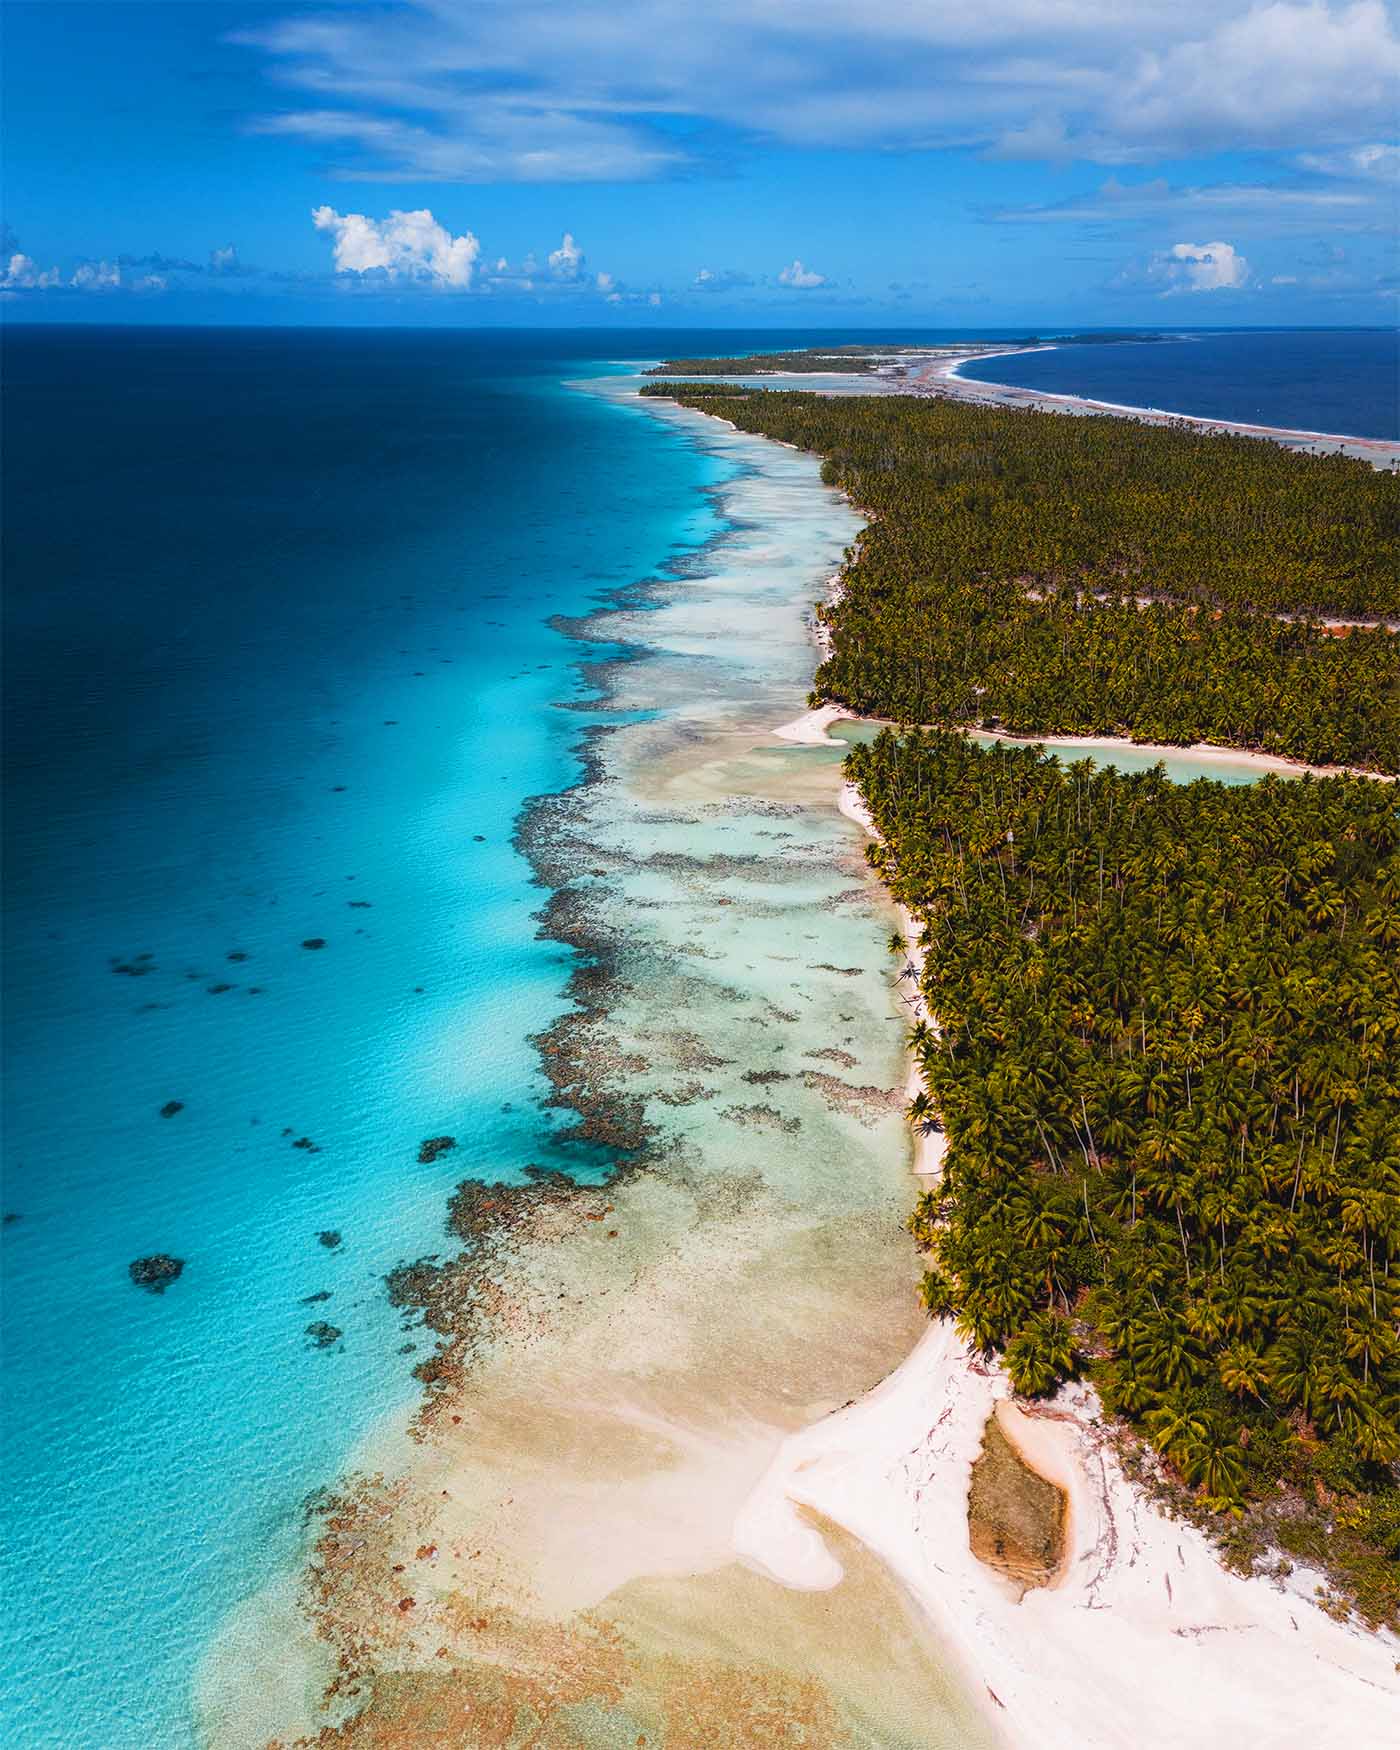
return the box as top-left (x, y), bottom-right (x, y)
top-left (956, 328), bottom-right (1399, 440)
top-left (0, 322), bottom-right (1387, 1747)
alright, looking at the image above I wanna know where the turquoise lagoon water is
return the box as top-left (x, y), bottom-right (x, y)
top-left (833, 721), bottom-right (1269, 786)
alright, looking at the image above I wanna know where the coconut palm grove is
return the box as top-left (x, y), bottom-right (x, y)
top-left (650, 374), bottom-right (1400, 1628)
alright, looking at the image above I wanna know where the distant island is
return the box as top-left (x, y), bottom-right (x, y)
top-left (645, 347), bottom-right (890, 375)
top-left (644, 336), bottom-right (1168, 380)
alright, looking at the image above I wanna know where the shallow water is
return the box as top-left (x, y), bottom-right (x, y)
top-left (833, 719), bottom-right (1273, 787)
top-left (194, 379), bottom-right (997, 1747)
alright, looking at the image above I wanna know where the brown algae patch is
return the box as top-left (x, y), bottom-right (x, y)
top-left (967, 1406), bottom-right (1069, 1597)
top-left (282, 1498), bottom-right (992, 1750)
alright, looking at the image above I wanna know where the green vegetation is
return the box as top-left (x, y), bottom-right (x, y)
top-left (851, 727), bottom-right (1400, 1628)
top-left (649, 386), bottom-right (1400, 771)
top-left (644, 349), bottom-right (884, 376)
top-left (645, 373), bottom-right (1400, 1625)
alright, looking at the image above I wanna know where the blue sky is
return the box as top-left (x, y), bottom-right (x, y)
top-left (4, 0), bottom-right (1397, 324)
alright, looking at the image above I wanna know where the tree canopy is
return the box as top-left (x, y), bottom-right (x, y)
top-left (852, 728), bottom-right (1400, 1628)
top-left (645, 372), bottom-right (1400, 1627)
top-left (649, 384), bottom-right (1400, 771)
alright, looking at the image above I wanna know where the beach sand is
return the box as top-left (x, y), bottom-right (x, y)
top-left (776, 707), bottom-right (1397, 785)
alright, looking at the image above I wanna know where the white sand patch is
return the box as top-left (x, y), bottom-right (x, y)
top-left (773, 703), bottom-right (846, 745)
top-left (739, 1322), bottom-right (1400, 1749)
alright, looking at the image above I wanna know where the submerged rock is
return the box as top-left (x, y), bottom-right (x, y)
top-left (301, 1290), bottom-right (333, 1304)
top-left (305, 1320), bottom-right (342, 1349)
top-left (417, 1136), bottom-right (457, 1165)
top-left (318, 1230), bottom-right (343, 1249)
top-left (159, 1100), bottom-right (185, 1119)
top-left (129, 1254), bottom-right (184, 1294)
top-left (301, 938), bottom-right (327, 950)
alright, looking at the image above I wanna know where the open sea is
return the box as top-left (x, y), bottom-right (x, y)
top-left (955, 328), bottom-right (1400, 440)
top-left (0, 321), bottom-right (1380, 1747)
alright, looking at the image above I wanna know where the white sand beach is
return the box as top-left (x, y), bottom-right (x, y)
top-left (737, 761), bottom-right (1400, 1750)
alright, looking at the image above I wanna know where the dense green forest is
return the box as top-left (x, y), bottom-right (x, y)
top-left (644, 383), bottom-right (1400, 771)
top-left (645, 372), bottom-right (1400, 1622)
top-left (851, 728), bottom-right (1400, 1626)
top-left (644, 349), bottom-right (882, 375)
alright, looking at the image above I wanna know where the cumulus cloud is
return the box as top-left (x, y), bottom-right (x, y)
top-left (3, 252), bottom-right (62, 289)
top-left (3, 245), bottom-right (181, 294)
top-left (1126, 239), bottom-right (1254, 294)
top-left (778, 258), bottom-right (826, 288)
top-left (547, 232), bottom-right (584, 279)
top-left (311, 204), bottom-right (480, 286)
top-left (693, 266), bottom-right (756, 291)
top-left (209, 244), bottom-right (246, 274)
top-left (237, 1), bottom-right (1400, 180)
top-left (69, 260), bottom-right (122, 290)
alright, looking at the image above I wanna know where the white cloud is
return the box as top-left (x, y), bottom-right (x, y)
top-left (2, 252), bottom-right (61, 289)
top-left (778, 258), bottom-right (826, 288)
top-left (991, 173), bottom-right (1376, 226)
top-left (69, 260), bottom-right (122, 290)
top-left (209, 244), bottom-right (241, 273)
top-left (648, 291), bottom-right (662, 305)
top-left (311, 204), bottom-right (480, 286)
top-left (1140, 239), bottom-right (1253, 293)
top-left (238, 2), bottom-right (1400, 179)
top-left (596, 271), bottom-right (614, 290)
top-left (1297, 141), bottom-right (1400, 180)
top-left (693, 266), bottom-right (756, 291)
top-left (1103, 3), bottom-right (1400, 158)
top-left (135, 274), bottom-right (168, 292)
top-left (547, 231), bottom-right (584, 279)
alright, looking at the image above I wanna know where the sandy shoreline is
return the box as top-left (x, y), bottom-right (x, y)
top-left (756, 418), bottom-right (1400, 1744)
top-left (753, 743), bottom-right (1400, 1750)
top-left (774, 705), bottom-right (1397, 784)
top-left (914, 347), bottom-right (1400, 470)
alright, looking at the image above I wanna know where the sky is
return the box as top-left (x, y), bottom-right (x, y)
top-left (3, 0), bottom-right (1398, 326)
